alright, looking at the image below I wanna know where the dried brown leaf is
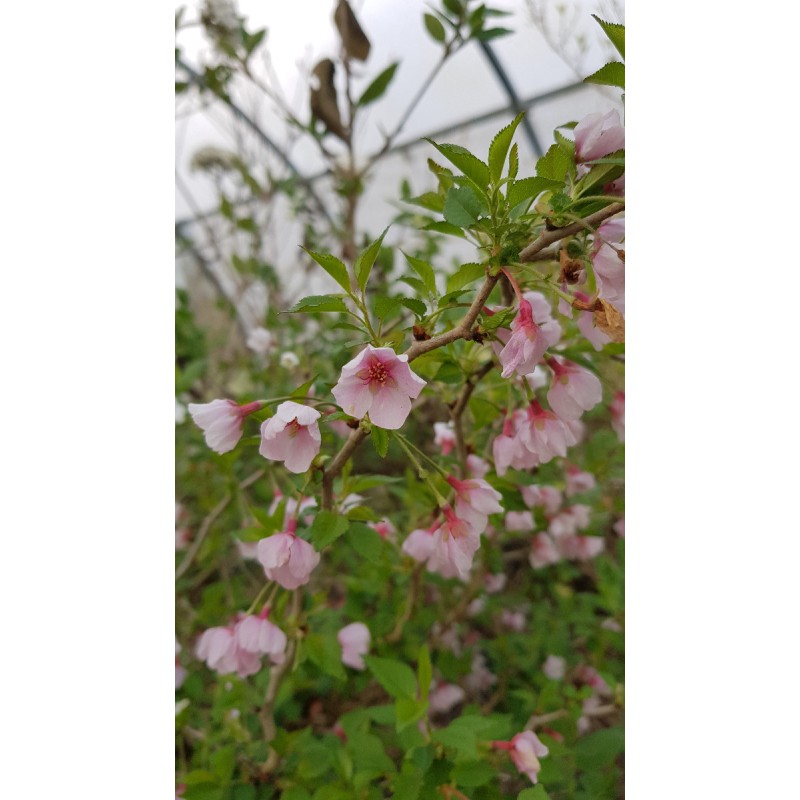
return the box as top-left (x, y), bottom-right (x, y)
top-left (310, 58), bottom-right (348, 141)
top-left (334, 0), bottom-right (371, 62)
top-left (593, 298), bottom-right (625, 342)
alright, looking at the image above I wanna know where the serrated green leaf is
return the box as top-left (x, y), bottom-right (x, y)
top-left (536, 144), bottom-right (572, 182)
top-left (301, 248), bottom-right (351, 293)
top-left (584, 61), bottom-right (625, 90)
top-left (287, 295), bottom-right (349, 314)
top-left (402, 252), bottom-right (438, 296)
top-left (291, 375), bottom-right (317, 398)
top-left (424, 140), bottom-right (490, 191)
top-left (508, 142), bottom-right (519, 182)
top-left (405, 192), bottom-right (445, 213)
top-left (443, 186), bottom-right (484, 227)
top-left (427, 158), bottom-right (453, 177)
top-left (358, 62), bottom-right (399, 106)
top-left (371, 425), bottom-right (389, 457)
top-left (423, 13), bottom-right (446, 42)
top-left (482, 306), bottom-right (517, 331)
top-left (399, 297), bottom-right (427, 318)
top-left (422, 220), bottom-right (466, 238)
top-left (488, 112), bottom-right (525, 183)
top-left (592, 14), bottom-right (624, 59)
top-left (374, 295), bottom-right (401, 321)
top-left (308, 510), bottom-right (350, 549)
top-left (507, 176), bottom-right (561, 209)
top-left (355, 227), bottom-right (390, 292)
top-left (446, 262), bottom-right (486, 293)
top-left (554, 129), bottom-right (576, 157)
top-left (398, 277), bottom-right (428, 297)
top-left (417, 645), bottom-right (432, 702)
top-left (365, 656), bottom-right (418, 699)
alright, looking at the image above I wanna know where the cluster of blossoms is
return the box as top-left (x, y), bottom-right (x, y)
top-left (402, 475), bottom-right (503, 581)
top-left (195, 607), bottom-right (287, 678)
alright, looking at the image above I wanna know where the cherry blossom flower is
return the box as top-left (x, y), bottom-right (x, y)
top-left (466, 454), bottom-right (490, 479)
top-left (574, 110), bottom-right (625, 164)
top-left (188, 399), bottom-right (261, 454)
top-left (505, 510), bottom-right (535, 532)
top-left (498, 298), bottom-right (550, 379)
top-left (578, 695), bottom-right (603, 735)
top-left (501, 609), bottom-right (526, 631)
top-left (256, 521), bottom-right (320, 589)
top-left (521, 484), bottom-right (563, 515)
top-left (401, 525), bottom-right (438, 563)
top-left (485, 573), bottom-right (507, 594)
top-left (259, 401), bottom-right (322, 473)
top-left (337, 622), bottom-right (371, 670)
top-left (546, 358), bottom-right (603, 420)
top-left (434, 422), bottom-right (457, 455)
top-left (610, 391), bottom-right (625, 441)
top-left (429, 681), bottom-right (466, 714)
top-left (578, 305), bottom-right (613, 350)
top-left (542, 655), bottom-right (566, 681)
top-left (369, 518), bottom-right (396, 541)
top-left (279, 351), bottom-right (300, 368)
top-left (246, 326), bottom-right (274, 356)
top-left (493, 415), bottom-right (525, 477)
top-left (592, 218), bottom-right (625, 315)
top-left (235, 610), bottom-right (286, 665)
top-left (464, 652), bottom-right (497, 693)
top-left (558, 534), bottom-right (605, 561)
top-left (446, 475), bottom-right (503, 533)
top-left (530, 533), bottom-right (561, 569)
top-left (520, 400), bottom-right (577, 464)
top-left (566, 465), bottom-right (597, 496)
top-left (575, 665), bottom-right (612, 696)
top-left (196, 625), bottom-right (261, 678)
top-left (426, 506), bottom-right (481, 581)
top-left (332, 345), bottom-right (426, 429)
top-left (493, 731), bottom-right (549, 785)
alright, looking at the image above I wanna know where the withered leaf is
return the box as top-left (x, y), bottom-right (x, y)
top-left (334, 0), bottom-right (371, 61)
top-left (593, 298), bottom-right (625, 343)
top-left (310, 58), bottom-right (348, 141)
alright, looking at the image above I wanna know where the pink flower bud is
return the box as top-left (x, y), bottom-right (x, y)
top-left (433, 421), bottom-right (456, 455)
top-left (187, 399), bottom-right (261, 454)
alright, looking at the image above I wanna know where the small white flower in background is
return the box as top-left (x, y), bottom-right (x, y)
top-left (201, 0), bottom-right (239, 32)
top-left (542, 655), bottom-right (566, 681)
top-left (280, 351), bottom-right (300, 369)
top-left (175, 398), bottom-right (186, 425)
top-left (246, 326), bottom-right (275, 356)
top-left (428, 681), bottom-right (466, 714)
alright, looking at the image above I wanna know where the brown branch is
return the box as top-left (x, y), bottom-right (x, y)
top-left (524, 703), bottom-right (617, 730)
top-left (518, 202), bottom-right (625, 262)
top-left (259, 590), bottom-right (302, 775)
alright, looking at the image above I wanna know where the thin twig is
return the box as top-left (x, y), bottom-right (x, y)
top-left (175, 493), bottom-right (232, 581)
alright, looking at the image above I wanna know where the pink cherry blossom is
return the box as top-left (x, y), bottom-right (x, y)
top-left (259, 401), bottom-right (322, 473)
top-left (546, 358), bottom-right (603, 420)
top-left (592, 218), bottom-right (625, 315)
top-left (485, 573), bottom-right (507, 594)
top-left (493, 731), bottom-right (549, 785)
top-left (331, 345), bottom-right (426, 430)
top-left (575, 665), bottom-right (612, 696)
top-left (195, 625), bottom-right (262, 678)
top-left (429, 681), bottom-right (466, 714)
top-left (549, 504), bottom-right (592, 538)
top-left (433, 421), bottom-right (456, 455)
top-left (610, 391), bottom-right (625, 441)
top-left (426, 506), bottom-right (481, 581)
top-left (577, 305), bottom-right (613, 350)
top-left (542, 655), bottom-right (566, 681)
top-left (521, 484), bottom-right (563, 515)
top-left (466, 454), bottom-right (490, 479)
top-left (187, 399), bottom-right (261, 454)
top-left (501, 609), bottom-right (526, 632)
top-left (529, 533), bottom-right (561, 569)
top-left (235, 610), bottom-right (287, 665)
top-left (613, 517), bottom-right (625, 538)
top-left (558, 534), bottom-right (605, 561)
top-left (337, 622), bottom-right (371, 670)
top-left (401, 525), bottom-right (438, 563)
top-left (256, 521), bottom-right (320, 589)
top-left (493, 415), bottom-right (525, 477)
top-left (505, 510), bottom-right (535, 532)
top-left (464, 652), bottom-right (497, 693)
top-left (446, 475), bottom-right (503, 533)
top-left (369, 518), bottom-right (397, 541)
top-left (565, 465), bottom-right (596, 496)
top-left (498, 298), bottom-right (550, 379)
top-left (520, 400), bottom-right (577, 464)
top-left (574, 109), bottom-right (625, 164)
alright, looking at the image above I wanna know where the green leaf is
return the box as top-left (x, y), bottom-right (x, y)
top-left (423, 13), bottom-right (446, 42)
top-left (405, 192), bottom-right (445, 213)
top-left (355, 227), bottom-right (390, 292)
top-left (443, 186), bottom-right (484, 227)
top-left (452, 760), bottom-right (495, 787)
top-left (358, 62), bottom-right (399, 106)
top-left (346, 523), bottom-right (386, 563)
top-left (488, 112), bottom-right (525, 183)
top-left (432, 724), bottom-right (477, 761)
top-left (365, 656), bottom-right (418, 699)
top-left (399, 297), bottom-right (427, 318)
top-left (287, 295), bottom-right (349, 314)
top-left (402, 252), bottom-right (438, 297)
top-left (374, 295), bottom-right (401, 321)
top-left (301, 248), bottom-right (351, 293)
top-left (422, 220), bottom-right (466, 239)
top-left (443, 0), bottom-right (464, 15)
top-left (348, 732), bottom-right (396, 776)
top-left (574, 726), bottom-right (625, 770)
top-left (517, 787), bottom-right (551, 800)
top-left (584, 61), bottom-right (625, 90)
top-left (508, 142), bottom-right (519, 182)
top-left (308, 511), bottom-right (350, 549)
top-left (210, 745), bottom-right (236, 782)
top-left (395, 695), bottom-right (427, 732)
top-left (304, 633), bottom-right (346, 680)
top-left (554, 129), bottom-right (576, 157)
top-left (482, 306), bottom-right (517, 331)
top-left (592, 14), bottom-right (624, 59)
top-left (536, 144), bottom-right (572, 182)
top-left (417, 645), bottom-right (432, 702)
top-left (392, 764), bottom-right (424, 799)
top-left (398, 275), bottom-right (428, 295)
top-left (446, 262), bottom-right (485, 293)
top-left (371, 425), bottom-right (389, 457)
top-left (291, 375), bottom-right (317, 398)
top-left (506, 176), bottom-right (561, 209)
top-left (473, 27), bottom-right (513, 41)
top-left (423, 140), bottom-right (490, 191)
